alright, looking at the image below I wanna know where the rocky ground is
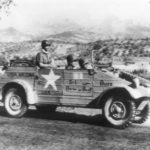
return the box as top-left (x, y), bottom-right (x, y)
top-left (0, 107), bottom-right (150, 150)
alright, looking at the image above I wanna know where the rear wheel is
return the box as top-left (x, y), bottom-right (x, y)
top-left (36, 105), bottom-right (57, 114)
top-left (133, 104), bottom-right (150, 124)
top-left (103, 95), bottom-right (136, 129)
top-left (4, 88), bottom-right (28, 118)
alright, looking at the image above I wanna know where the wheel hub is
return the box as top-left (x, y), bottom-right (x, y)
top-left (110, 101), bottom-right (126, 120)
top-left (9, 95), bottom-right (22, 111)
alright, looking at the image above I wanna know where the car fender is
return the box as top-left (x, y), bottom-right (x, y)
top-left (99, 85), bottom-right (145, 101)
top-left (2, 79), bottom-right (38, 105)
top-left (97, 85), bottom-right (150, 111)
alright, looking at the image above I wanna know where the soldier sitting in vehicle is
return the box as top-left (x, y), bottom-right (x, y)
top-left (78, 58), bottom-right (85, 69)
top-left (77, 58), bottom-right (96, 75)
top-left (65, 54), bottom-right (74, 69)
top-left (78, 58), bottom-right (93, 70)
top-left (78, 58), bottom-right (88, 69)
top-left (36, 40), bottom-right (56, 69)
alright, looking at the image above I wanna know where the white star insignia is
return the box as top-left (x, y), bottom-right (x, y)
top-left (42, 69), bottom-right (60, 91)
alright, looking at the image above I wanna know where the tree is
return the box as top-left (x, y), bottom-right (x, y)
top-left (0, 0), bottom-right (14, 17)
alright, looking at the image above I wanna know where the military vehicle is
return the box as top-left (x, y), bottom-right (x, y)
top-left (0, 52), bottom-right (150, 129)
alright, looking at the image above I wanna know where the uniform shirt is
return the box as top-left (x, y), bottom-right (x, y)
top-left (36, 50), bottom-right (54, 67)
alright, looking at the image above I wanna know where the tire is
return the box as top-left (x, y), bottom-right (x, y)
top-left (133, 104), bottom-right (150, 124)
top-left (4, 88), bottom-right (28, 118)
top-left (36, 105), bottom-right (57, 114)
top-left (103, 95), bottom-right (136, 129)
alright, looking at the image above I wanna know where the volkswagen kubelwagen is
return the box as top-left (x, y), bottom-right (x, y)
top-left (0, 53), bottom-right (150, 129)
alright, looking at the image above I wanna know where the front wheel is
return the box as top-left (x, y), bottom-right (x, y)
top-left (4, 88), bottom-right (28, 118)
top-left (103, 96), bottom-right (136, 129)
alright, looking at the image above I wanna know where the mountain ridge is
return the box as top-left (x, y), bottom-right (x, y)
top-left (1, 20), bottom-right (150, 43)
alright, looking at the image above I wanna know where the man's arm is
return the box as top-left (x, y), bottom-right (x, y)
top-left (39, 62), bottom-right (55, 68)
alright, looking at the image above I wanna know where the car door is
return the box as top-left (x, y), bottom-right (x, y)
top-left (35, 68), bottom-right (63, 103)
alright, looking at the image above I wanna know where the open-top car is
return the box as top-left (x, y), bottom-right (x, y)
top-left (0, 53), bottom-right (150, 129)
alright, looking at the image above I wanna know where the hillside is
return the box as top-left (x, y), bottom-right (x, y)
top-left (88, 38), bottom-right (150, 58)
top-left (1, 38), bottom-right (150, 61)
top-left (47, 31), bottom-right (96, 43)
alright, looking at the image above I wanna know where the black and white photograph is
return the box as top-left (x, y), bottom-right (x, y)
top-left (0, 0), bottom-right (150, 149)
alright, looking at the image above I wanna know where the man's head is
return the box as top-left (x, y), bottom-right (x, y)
top-left (66, 54), bottom-right (74, 65)
top-left (78, 58), bottom-right (85, 67)
top-left (41, 40), bottom-right (52, 51)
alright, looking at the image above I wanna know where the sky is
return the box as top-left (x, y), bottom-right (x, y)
top-left (0, 0), bottom-right (150, 34)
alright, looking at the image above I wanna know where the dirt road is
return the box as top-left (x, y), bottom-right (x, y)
top-left (0, 107), bottom-right (150, 150)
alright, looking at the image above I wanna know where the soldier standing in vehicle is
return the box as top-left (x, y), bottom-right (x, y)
top-left (36, 40), bottom-right (56, 68)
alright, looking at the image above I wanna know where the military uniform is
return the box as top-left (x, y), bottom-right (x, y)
top-left (36, 40), bottom-right (55, 68)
